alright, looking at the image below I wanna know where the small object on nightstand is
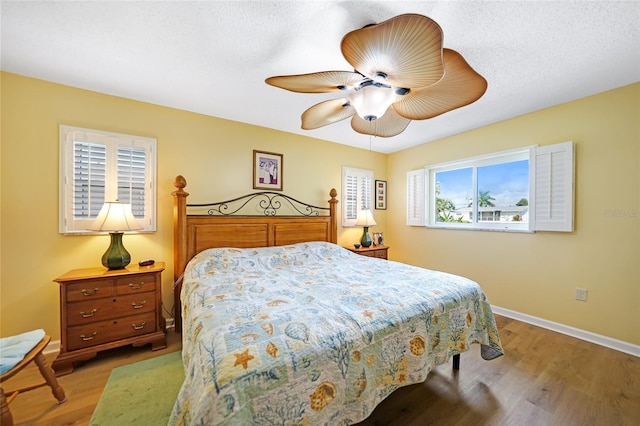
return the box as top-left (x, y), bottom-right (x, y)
top-left (354, 244), bottom-right (361, 249)
top-left (139, 259), bottom-right (155, 266)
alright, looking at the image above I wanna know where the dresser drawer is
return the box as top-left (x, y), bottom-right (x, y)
top-left (66, 312), bottom-right (157, 351)
top-left (65, 279), bottom-right (114, 302)
top-left (66, 292), bottom-right (157, 326)
top-left (115, 273), bottom-right (157, 295)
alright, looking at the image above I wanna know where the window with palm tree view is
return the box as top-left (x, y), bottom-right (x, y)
top-left (407, 142), bottom-right (573, 232)
top-left (429, 149), bottom-right (530, 231)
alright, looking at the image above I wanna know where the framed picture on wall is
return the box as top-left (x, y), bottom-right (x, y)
top-left (375, 179), bottom-right (387, 210)
top-left (253, 150), bottom-right (283, 191)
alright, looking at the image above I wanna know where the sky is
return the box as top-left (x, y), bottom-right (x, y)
top-left (436, 160), bottom-right (529, 209)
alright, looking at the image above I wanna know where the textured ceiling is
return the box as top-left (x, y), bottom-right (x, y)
top-left (2, 1), bottom-right (639, 154)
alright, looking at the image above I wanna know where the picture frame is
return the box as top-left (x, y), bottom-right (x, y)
top-left (253, 150), bottom-right (283, 191)
top-left (375, 179), bottom-right (387, 210)
top-left (373, 232), bottom-right (384, 246)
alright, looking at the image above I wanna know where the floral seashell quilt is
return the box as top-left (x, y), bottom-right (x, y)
top-left (169, 242), bottom-right (503, 425)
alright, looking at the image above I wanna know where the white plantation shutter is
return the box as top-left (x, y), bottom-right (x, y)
top-left (73, 142), bottom-right (106, 220)
top-left (345, 173), bottom-right (358, 222)
top-left (360, 175), bottom-right (371, 211)
top-left (117, 146), bottom-right (148, 218)
top-left (342, 167), bottom-right (373, 226)
top-left (406, 169), bottom-right (426, 226)
top-left (531, 141), bottom-right (575, 231)
top-left (60, 126), bottom-right (157, 234)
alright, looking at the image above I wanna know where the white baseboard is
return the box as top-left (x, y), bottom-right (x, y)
top-left (44, 318), bottom-right (176, 356)
top-left (491, 305), bottom-right (640, 358)
top-left (44, 340), bottom-right (60, 356)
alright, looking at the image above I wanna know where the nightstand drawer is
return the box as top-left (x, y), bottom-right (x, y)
top-left (358, 251), bottom-right (376, 257)
top-left (344, 245), bottom-right (388, 260)
top-left (115, 273), bottom-right (157, 295)
top-left (65, 279), bottom-right (114, 302)
top-left (66, 292), bottom-right (156, 326)
top-left (66, 312), bottom-right (157, 351)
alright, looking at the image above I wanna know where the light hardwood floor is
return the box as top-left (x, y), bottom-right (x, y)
top-left (4, 315), bottom-right (639, 425)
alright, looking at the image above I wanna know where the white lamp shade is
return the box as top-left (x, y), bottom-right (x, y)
top-left (90, 202), bottom-right (142, 232)
top-left (347, 85), bottom-right (396, 121)
top-left (355, 209), bottom-right (377, 227)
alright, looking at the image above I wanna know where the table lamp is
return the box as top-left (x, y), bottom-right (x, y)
top-left (355, 209), bottom-right (377, 248)
top-left (90, 201), bottom-right (142, 270)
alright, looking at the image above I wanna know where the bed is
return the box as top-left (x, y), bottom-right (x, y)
top-left (169, 176), bottom-right (503, 425)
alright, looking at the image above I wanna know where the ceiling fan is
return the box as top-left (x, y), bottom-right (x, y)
top-left (266, 14), bottom-right (487, 138)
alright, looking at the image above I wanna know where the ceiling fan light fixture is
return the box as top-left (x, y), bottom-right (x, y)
top-left (347, 84), bottom-right (395, 121)
top-left (265, 14), bottom-right (486, 137)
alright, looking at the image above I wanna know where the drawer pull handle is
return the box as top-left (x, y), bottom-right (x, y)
top-left (80, 332), bottom-right (97, 341)
top-left (81, 288), bottom-right (99, 296)
top-left (131, 322), bottom-right (147, 330)
top-left (129, 282), bottom-right (145, 290)
top-left (131, 301), bottom-right (147, 309)
top-left (80, 309), bottom-right (98, 318)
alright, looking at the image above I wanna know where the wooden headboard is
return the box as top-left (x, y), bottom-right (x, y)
top-left (171, 175), bottom-right (338, 331)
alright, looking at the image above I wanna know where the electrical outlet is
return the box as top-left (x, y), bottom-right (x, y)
top-left (575, 288), bottom-right (588, 301)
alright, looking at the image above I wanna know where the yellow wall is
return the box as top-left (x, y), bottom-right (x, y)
top-left (387, 83), bottom-right (640, 345)
top-left (1, 72), bottom-right (638, 347)
top-left (0, 72), bottom-right (387, 339)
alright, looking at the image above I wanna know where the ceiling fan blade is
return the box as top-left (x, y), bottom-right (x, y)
top-left (341, 14), bottom-right (444, 89)
top-left (351, 107), bottom-right (411, 138)
top-left (301, 98), bottom-right (355, 129)
top-left (393, 49), bottom-right (488, 120)
top-left (266, 71), bottom-right (363, 93)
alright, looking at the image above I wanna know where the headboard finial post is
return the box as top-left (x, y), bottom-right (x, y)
top-left (173, 175), bottom-right (189, 196)
top-left (329, 188), bottom-right (338, 243)
top-left (172, 175), bottom-right (189, 332)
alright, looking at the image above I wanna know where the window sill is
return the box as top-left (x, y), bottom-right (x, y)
top-left (426, 224), bottom-right (534, 233)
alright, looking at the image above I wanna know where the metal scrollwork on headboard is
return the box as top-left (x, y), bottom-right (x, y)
top-left (188, 192), bottom-right (331, 217)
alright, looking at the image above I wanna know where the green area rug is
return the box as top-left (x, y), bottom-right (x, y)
top-left (90, 351), bottom-right (183, 425)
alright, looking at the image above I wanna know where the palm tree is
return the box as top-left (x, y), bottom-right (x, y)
top-left (479, 191), bottom-right (496, 207)
top-left (468, 190), bottom-right (496, 207)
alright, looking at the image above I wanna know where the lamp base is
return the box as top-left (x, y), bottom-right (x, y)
top-left (360, 226), bottom-right (373, 248)
top-left (101, 232), bottom-right (131, 270)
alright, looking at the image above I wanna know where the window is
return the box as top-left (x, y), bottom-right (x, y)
top-left (342, 167), bottom-right (373, 227)
top-left (407, 141), bottom-right (574, 232)
top-left (59, 125), bottom-right (157, 234)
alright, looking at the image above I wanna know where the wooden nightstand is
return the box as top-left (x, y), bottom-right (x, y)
top-left (52, 262), bottom-right (167, 375)
top-left (344, 245), bottom-right (389, 260)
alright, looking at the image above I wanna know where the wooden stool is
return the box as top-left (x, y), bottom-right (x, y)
top-left (1, 335), bottom-right (67, 426)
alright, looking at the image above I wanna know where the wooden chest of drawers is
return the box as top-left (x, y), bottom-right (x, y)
top-left (344, 245), bottom-right (389, 259)
top-left (52, 263), bottom-right (167, 375)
